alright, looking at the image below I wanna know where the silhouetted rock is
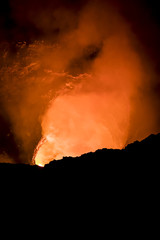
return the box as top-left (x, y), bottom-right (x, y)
top-left (0, 132), bottom-right (159, 226)
top-left (0, 133), bottom-right (159, 185)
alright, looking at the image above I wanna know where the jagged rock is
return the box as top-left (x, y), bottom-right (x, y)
top-left (0, 133), bottom-right (159, 182)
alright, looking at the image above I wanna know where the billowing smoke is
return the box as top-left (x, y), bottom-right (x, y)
top-left (0, 0), bottom-right (159, 165)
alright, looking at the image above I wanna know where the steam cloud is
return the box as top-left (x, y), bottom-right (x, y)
top-left (0, 0), bottom-right (159, 165)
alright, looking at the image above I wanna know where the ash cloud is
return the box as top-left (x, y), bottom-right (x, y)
top-left (0, 0), bottom-right (160, 164)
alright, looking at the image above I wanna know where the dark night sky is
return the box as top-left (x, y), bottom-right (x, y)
top-left (0, 0), bottom-right (160, 163)
top-left (1, 0), bottom-right (160, 72)
top-left (1, 0), bottom-right (160, 82)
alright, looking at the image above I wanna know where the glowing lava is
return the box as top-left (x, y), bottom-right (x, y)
top-left (32, 137), bottom-right (47, 166)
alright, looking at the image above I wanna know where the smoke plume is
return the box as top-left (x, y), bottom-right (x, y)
top-left (0, 0), bottom-right (159, 165)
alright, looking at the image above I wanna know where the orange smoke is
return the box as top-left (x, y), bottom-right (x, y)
top-left (0, 1), bottom-right (158, 165)
top-left (33, 2), bottom-right (157, 166)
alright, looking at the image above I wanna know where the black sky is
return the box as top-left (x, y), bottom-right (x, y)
top-left (1, 0), bottom-right (160, 62)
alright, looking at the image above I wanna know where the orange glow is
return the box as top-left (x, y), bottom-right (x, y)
top-left (0, 1), bottom-right (158, 165)
top-left (32, 137), bottom-right (47, 166)
top-left (36, 163), bottom-right (44, 167)
top-left (32, 3), bottom-right (157, 166)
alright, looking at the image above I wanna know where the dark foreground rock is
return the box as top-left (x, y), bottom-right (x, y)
top-left (0, 133), bottom-right (159, 184)
top-left (0, 133), bottom-right (159, 231)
